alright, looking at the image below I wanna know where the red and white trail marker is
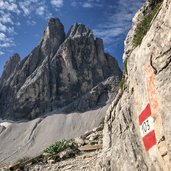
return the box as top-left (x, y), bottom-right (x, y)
top-left (139, 104), bottom-right (157, 151)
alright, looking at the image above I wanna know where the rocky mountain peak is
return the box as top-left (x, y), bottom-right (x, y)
top-left (0, 53), bottom-right (20, 83)
top-left (67, 23), bottom-right (93, 38)
top-left (46, 18), bottom-right (65, 38)
top-left (7, 53), bottom-right (20, 65)
top-left (40, 17), bottom-right (65, 57)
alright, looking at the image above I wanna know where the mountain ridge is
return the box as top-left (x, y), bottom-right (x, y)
top-left (0, 18), bottom-right (122, 120)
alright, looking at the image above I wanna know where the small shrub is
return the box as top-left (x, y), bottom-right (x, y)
top-left (119, 58), bottom-right (127, 91)
top-left (123, 58), bottom-right (127, 75)
top-left (133, 1), bottom-right (162, 47)
top-left (44, 139), bottom-right (76, 155)
top-left (119, 77), bottom-right (126, 91)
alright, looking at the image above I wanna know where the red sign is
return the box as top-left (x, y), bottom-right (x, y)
top-left (139, 104), bottom-right (156, 151)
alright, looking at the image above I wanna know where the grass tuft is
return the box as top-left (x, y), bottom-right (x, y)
top-left (119, 58), bottom-right (127, 91)
top-left (133, 1), bottom-right (162, 47)
top-left (44, 139), bottom-right (76, 155)
top-left (119, 78), bottom-right (126, 92)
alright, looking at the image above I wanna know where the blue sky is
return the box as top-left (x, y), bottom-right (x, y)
top-left (0, 0), bottom-right (144, 75)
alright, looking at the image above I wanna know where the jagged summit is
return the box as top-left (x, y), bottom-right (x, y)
top-left (0, 53), bottom-right (20, 84)
top-left (48, 17), bottom-right (61, 25)
top-left (40, 18), bottom-right (65, 57)
top-left (45, 17), bottom-right (65, 38)
top-left (67, 23), bottom-right (93, 38)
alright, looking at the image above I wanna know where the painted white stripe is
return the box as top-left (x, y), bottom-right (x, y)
top-left (140, 116), bottom-right (154, 137)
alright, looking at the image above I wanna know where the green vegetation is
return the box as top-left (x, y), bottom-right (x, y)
top-left (107, 168), bottom-right (111, 171)
top-left (44, 139), bottom-right (76, 155)
top-left (15, 157), bottom-right (31, 164)
top-left (119, 78), bottom-right (126, 91)
top-left (133, 1), bottom-right (163, 47)
top-left (119, 58), bottom-right (127, 91)
top-left (123, 58), bottom-right (127, 75)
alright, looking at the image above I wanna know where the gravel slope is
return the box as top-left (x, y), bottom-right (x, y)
top-left (0, 105), bottom-right (108, 164)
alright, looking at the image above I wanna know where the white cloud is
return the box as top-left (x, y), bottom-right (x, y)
top-left (0, 1), bottom-right (17, 11)
top-left (0, 13), bottom-right (14, 25)
top-left (0, 42), bottom-right (12, 48)
top-left (82, 2), bottom-right (93, 8)
top-left (36, 6), bottom-right (46, 16)
top-left (0, 23), bottom-right (7, 32)
top-left (0, 33), bottom-right (6, 40)
top-left (94, 28), bottom-right (124, 43)
top-left (0, 32), bottom-right (15, 49)
top-left (26, 20), bottom-right (36, 26)
top-left (51, 0), bottom-right (63, 8)
top-left (18, 0), bottom-right (52, 17)
top-left (0, 51), bottom-right (4, 55)
top-left (18, 1), bottom-right (31, 16)
top-left (71, 0), bottom-right (103, 8)
top-left (93, 0), bottom-right (144, 44)
top-left (0, 1), bottom-right (20, 55)
top-left (0, 21), bottom-right (15, 34)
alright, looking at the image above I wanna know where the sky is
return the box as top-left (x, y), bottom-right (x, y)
top-left (0, 0), bottom-right (144, 75)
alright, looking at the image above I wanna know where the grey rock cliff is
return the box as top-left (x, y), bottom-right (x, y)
top-left (0, 18), bottom-right (122, 120)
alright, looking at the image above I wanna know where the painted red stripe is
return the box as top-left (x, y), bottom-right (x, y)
top-left (139, 104), bottom-right (151, 125)
top-left (143, 130), bottom-right (156, 151)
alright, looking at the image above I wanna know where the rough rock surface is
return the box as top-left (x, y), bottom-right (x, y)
top-left (96, 0), bottom-right (171, 170)
top-left (63, 76), bottom-right (119, 113)
top-left (0, 19), bottom-right (121, 120)
top-left (28, 151), bottom-right (100, 171)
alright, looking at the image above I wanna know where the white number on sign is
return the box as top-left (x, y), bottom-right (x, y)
top-left (141, 120), bottom-right (150, 134)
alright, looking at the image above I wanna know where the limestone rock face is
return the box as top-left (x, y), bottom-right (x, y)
top-left (63, 76), bottom-right (119, 113)
top-left (0, 18), bottom-right (121, 120)
top-left (97, 0), bottom-right (171, 170)
top-left (41, 18), bottom-right (65, 57)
